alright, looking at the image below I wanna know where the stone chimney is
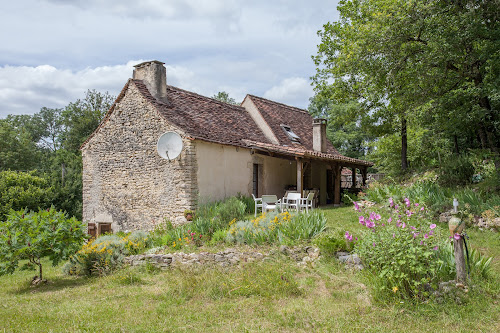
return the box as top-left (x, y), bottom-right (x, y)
top-left (312, 118), bottom-right (327, 153)
top-left (133, 60), bottom-right (168, 103)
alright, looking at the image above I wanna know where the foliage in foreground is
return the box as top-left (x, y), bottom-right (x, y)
top-left (0, 207), bottom-right (87, 280)
top-left (349, 198), bottom-right (454, 299)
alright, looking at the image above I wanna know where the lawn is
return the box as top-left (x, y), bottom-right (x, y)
top-left (1, 206), bottom-right (499, 332)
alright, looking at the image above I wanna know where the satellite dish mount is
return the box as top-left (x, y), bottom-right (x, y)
top-left (157, 132), bottom-right (183, 162)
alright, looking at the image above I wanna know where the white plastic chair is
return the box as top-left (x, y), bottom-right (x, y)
top-left (252, 194), bottom-right (263, 217)
top-left (283, 192), bottom-right (301, 212)
top-left (262, 195), bottom-right (281, 213)
top-left (299, 192), bottom-right (315, 213)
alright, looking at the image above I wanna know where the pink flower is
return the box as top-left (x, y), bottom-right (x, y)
top-left (354, 201), bottom-right (360, 212)
top-left (420, 241), bottom-right (424, 245)
top-left (388, 217), bottom-right (392, 223)
top-left (395, 204), bottom-right (399, 210)
top-left (429, 230), bottom-right (434, 236)
top-left (389, 197), bottom-right (394, 207)
top-left (359, 216), bottom-right (366, 226)
top-left (392, 233), bottom-right (395, 238)
top-left (433, 246), bottom-right (439, 251)
top-left (373, 242), bottom-right (376, 247)
top-left (402, 223), bottom-right (406, 229)
top-left (404, 197), bottom-right (410, 208)
top-left (345, 231), bottom-right (353, 242)
top-left (454, 233), bottom-right (461, 240)
top-left (424, 233), bottom-right (429, 239)
top-left (366, 220), bottom-right (375, 228)
top-left (415, 203), bottom-right (419, 207)
top-left (430, 224), bottom-right (436, 229)
top-left (406, 210), bottom-right (413, 217)
top-left (410, 226), bottom-right (416, 230)
top-left (420, 207), bottom-right (425, 211)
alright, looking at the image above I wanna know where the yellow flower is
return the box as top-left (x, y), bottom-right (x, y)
top-left (392, 286), bottom-right (398, 293)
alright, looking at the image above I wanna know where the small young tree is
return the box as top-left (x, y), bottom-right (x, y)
top-left (0, 207), bottom-right (87, 282)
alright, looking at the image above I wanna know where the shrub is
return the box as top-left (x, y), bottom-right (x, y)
top-left (122, 231), bottom-right (151, 255)
top-left (0, 171), bottom-right (54, 221)
top-left (63, 235), bottom-right (126, 277)
top-left (216, 197), bottom-right (246, 225)
top-left (350, 198), bottom-right (452, 299)
top-left (0, 207), bottom-right (87, 280)
top-left (342, 190), bottom-right (358, 206)
top-left (438, 154), bottom-right (475, 186)
top-left (237, 193), bottom-right (255, 214)
top-left (314, 231), bottom-right (353, 257)
top-left (226, 211), bottom-right (326, 245)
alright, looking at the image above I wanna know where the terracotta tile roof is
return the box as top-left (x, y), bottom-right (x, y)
top-left (132, 80), bottom-right (269, 147)
top-left (246, 95), bottom-right (340, 155)
top-left (242, 140), bottom-right (373, 166)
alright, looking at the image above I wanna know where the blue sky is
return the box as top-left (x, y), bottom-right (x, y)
top-left (0, 0), bottom-right (340, 117)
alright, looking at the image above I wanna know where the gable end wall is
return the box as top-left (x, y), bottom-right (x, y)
top-left (82, 83), bottom-right (197, 231)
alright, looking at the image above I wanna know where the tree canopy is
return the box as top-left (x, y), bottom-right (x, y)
top-left (312, 0), bottom-right (500, 174)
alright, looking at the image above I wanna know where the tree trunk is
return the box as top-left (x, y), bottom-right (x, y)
top-left (401, 117), bottom-right (408, 171)
top-left (454, 135), bottom-right (460, 155)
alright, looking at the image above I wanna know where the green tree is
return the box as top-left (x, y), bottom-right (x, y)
top-left (308, 95), bottom-right (375, 159)
top-left (0, 207), bottom-right (87, 281)
top-left (61, 89), bottom-right (114, 152)
top-left (212, 91), bottom-right (238, 105)
top-left (0, 171), bottom-right (53, 220)
top-left (312, 0), bottom-right (500, 174)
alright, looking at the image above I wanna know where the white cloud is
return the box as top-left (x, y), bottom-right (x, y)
top-left (263, 77), bottom-right (313, 108)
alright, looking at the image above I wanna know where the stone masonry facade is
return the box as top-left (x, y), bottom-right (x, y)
top-left (82, 82), bottom-right (198, 231)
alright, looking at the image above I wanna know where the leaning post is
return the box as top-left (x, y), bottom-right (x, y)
top-left (449, 198), bottom-right (466, 284)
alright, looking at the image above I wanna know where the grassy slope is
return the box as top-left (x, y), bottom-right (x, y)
top-left (1, 206), bottom-right (499, 332)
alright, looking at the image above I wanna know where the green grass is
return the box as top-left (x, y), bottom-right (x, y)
top-left (1, 206), bottom-right (499, 332)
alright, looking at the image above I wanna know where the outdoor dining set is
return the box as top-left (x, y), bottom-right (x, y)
top-left (251, 191), bottom-right (316, 217)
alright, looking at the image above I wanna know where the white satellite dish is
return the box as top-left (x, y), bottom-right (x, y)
top-left (157, 132), bottom-right (183, 161)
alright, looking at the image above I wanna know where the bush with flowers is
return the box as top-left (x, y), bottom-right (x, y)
top-left (226, 211), bottom-right (326, 245)
top-left (63, 235), bottom-right (126, 277)
top-left (347, 198), bottom-right (455, 299)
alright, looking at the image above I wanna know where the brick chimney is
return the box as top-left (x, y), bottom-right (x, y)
top-left (312, 118), bottom-right (327, 153)
top-left (133, 60), bottom-right (168, 103)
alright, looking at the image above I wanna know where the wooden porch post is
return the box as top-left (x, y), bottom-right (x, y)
top-left (296, 158), bottom-right (303, 195)
top-left (351, 167), bottom-right (357, 189)
top-left (334, 164), bottom-right (341, 205)
top-left (361, 167), bottom-right (367, 187)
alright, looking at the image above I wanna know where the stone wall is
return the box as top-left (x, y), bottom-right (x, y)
top-left (82, 83), bottom-right (198, 231)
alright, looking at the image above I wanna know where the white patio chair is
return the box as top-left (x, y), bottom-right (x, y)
top-left (252, 194), bottom-right (263, 217)
top-left (283, 192), bottom-right (301, 212)
top-left (262, 195), bottom-right (281, 214)
top-left (299, 192), bottom-right (315, 213)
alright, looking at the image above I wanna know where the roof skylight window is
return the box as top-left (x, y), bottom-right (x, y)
top-left (280, 124), bottom-right (301, 143)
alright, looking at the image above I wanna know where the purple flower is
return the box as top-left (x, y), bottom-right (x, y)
top-left (392, 233), bottom-right (395, 238)
top-left (406, 210), bottom-right (413, 217)
top-left (366, 220), bottom-right (375, 228)
top-left (402, 223), bottom-right (406, 229)
top-left (430, 224), bottom-right (436, 229)
top-left (345, 231), bottom-right (353, 242)
top-left (389, 197), bottom-right (394, 207)
top-left (369, 212), bottom-right (381, 221)
top-left (420, 207), bottom-right (425, 211)
top-left (424, 233), bottom-right (429, 239)
top-left (454, 233), bottom-right (461, 240)
top-left (388, 217), bottom-right (392, 223)
top-left (410, 226), bottom-right (416, 230)
top-left (429, 230), bottom-right (434, 236)
top-left (420, 241), bottom-right (424, 245)
top-left (415, 203), bottom-right (419, 207)
top-left (404, 197), bottom-right (410, 208)
top-left (354, 201), bottom-right (360, 212)
top-left (373, 242), bottom-right (376, 247)
top-left (359, 216), bottom-right (366, 226)
top-left (433, 246), bottom-right (439, 251)
top-left (395, 204), bottom-right (399, 210)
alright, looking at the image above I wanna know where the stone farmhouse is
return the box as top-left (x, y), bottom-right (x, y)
top-left (81, 60), bottom-right (372, 233)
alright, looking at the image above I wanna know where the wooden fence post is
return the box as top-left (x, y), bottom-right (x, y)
top-left (454, 236), bottom-right (467, 284)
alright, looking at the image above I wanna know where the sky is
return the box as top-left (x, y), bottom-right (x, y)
top-left (0, 0), bottom-right (340, 117)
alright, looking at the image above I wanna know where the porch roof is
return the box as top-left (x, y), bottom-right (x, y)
top-left (243, 140), bottom-right (373, 167)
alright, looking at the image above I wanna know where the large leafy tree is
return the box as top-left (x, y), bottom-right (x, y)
top-left (312, 0), bottom-right (500, 173)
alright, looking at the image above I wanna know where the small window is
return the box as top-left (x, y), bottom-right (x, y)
top-left (280, 124), bottom-right (301, 143)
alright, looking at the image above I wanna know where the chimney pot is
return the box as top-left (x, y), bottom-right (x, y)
top-left (313, 118), bottom-right (327, 153)
top-left (133, 60), bottom-right (168, 103)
